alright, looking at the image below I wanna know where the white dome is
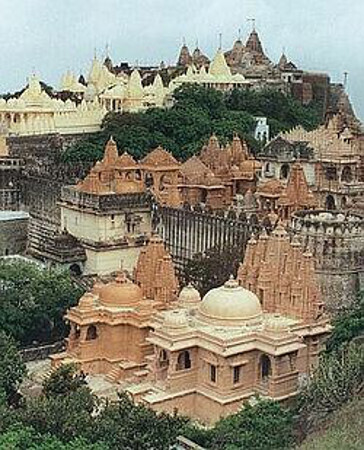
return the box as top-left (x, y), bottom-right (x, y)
top-left (199, 278), bottom-right (262, 326)
top-left (179, 284), bottom-right (201, 305)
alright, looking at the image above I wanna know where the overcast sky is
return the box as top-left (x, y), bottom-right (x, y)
top-left (0, 0), bottom-right (363, 119)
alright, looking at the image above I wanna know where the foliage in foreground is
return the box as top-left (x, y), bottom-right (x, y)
top-left (325, 294), bottom-right (364, 353)
top-left (61, 85), bottom-right (322, 164)
top-left (296, 343), bottom-right (364, 437)
top-left (0, 260), bottom-right (84, 346)
top-left (0, 426), bottom-right (106, 450)
top-left (186, 399), bottom-right (294, 450)
top-left (0, 332), bottom-right (26, 403)
top-left (295, 396), bottom-right (364, 450)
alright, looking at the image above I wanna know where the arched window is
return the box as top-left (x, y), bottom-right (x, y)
top-left (325, 166), bottom-right (337, 181)
top-left (145, 173), bottom-right (154, 187)
top-left (341, 166), bottom-right (353, 183)
top-left (176, 350), bottom-right (191, 370)
top-left (86, 325), bottom-right (98, 341)
top-left (280, 164), bottom-right (290, 180)
top-left (325, 194), bottom-right (336, 211)
top-left (260, 354), bottom-right (272, 380)
top-left (160, 349), bottom-right (168, 361)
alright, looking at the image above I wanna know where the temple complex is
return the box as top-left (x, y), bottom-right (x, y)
top-left (171, 48), bottom-right (249, 91)
top-left (52, 218), bottom-right (330, 424)
top-left (51, 235), bottom-right (179, 382)
top-left (0, 75), bottom-right (104, 136)
top-left (278, 115), bottom-right (364, 212)
top-left (127, 224), bottom-right (330, 424)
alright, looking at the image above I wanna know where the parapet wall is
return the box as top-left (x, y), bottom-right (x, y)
top-left (291, 210), bottom-right (364, 312)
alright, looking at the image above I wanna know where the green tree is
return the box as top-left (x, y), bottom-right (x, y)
top-left (0, 425), bottom-right (108, 450)
top-left (43, 364), bottom-right (87, 399)
top-left (326, 293), bottom-right (364, 353)
top-left (62, 85), bottom-right (321, 164)
top-left (90, 392), bottom-right (188, 450)
top-left (297, 343), bottom-right (364, 435)
top-left (16, 386), bottom-right (96, 443)
top-left (0, 260), bottom-right (84, 346)
top-left (187, 399), bottom-right (294, 450)
top-left (183, 244), bottom-right (244, 297)
top-left (0, 332), bottom-right (26, 403)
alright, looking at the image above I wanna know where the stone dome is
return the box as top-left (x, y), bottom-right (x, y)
top-left (199, 277), bottom-right (262, 326)
top-left (178, 284), bottom-right (201, 305)
top-left (98, 272), bottom-right (142, 307)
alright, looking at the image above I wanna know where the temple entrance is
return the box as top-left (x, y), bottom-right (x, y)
top-left (325, 194), bottom-right (336, 211)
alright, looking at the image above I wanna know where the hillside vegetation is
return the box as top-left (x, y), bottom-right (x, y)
top-left (61, 85), bottom-right (322, 163)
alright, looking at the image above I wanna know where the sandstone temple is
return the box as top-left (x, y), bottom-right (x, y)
top-left (52, 221), bottom-right (331, 424)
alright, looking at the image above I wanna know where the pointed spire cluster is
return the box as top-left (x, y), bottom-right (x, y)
top-left (238, 224), bottom-right (323, 321)
top-left (134, 234), bottom-right (179, 304)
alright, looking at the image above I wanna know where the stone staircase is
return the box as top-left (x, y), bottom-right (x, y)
top-left (105, 366), bottom-right (121, 383)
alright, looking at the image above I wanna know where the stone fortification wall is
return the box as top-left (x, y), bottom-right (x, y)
top-left (291, 210), bottom-right (364, 313)
top-left (0, 212), bottom-right (29, 256)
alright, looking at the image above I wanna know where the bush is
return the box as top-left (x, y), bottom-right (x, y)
top-left (186, 398), bottom-right (294, 450)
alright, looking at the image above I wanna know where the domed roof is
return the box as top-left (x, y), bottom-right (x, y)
top-left (178, 283), bottom-right (201, 305)
top-left (98, 272), bottom-right (143, 307)
top-left (199, 277), bottom-right (262, 326)
top-left (164, 310), bottom-right (189, 329)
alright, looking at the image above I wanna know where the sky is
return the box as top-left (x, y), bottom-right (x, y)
top-left (0, 0), bottom-right (363, 119)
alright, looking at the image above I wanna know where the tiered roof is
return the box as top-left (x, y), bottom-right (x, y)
top-left (141, 146), bottom-right (180, 168)
top-left (278, 162), bottom-right (317, 210)
top-left (76, 137), bottom-right (145, 195)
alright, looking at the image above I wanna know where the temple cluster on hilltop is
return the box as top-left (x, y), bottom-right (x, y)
top-left (0, 26), bottom-right (352, 139)
top-left (52, 220), bottom-right (331, 424)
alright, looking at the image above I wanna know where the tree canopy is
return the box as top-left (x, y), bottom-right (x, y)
top-left (0, 260), bottom-right (84, 347)
top-left (61, 85), bottom-right (322, 164)
top-left (0, 332), bottom-right (26, 403)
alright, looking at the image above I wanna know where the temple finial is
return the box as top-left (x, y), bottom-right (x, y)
top-left (247, 18), bottom-right (256, 31)
top-left (343, 72), bottom-right (349, 90)
top-left (218, 32), bottom-right (222, 50)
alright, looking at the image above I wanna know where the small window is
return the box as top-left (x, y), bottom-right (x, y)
top-left (210, 364), bottom-right (217, 383)
top-left (177, 350), bottom-right (191, 370)
top-left (86, 325), bottom-right (98, 341)
top-left (233, 366), bottom-right (241, 384)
